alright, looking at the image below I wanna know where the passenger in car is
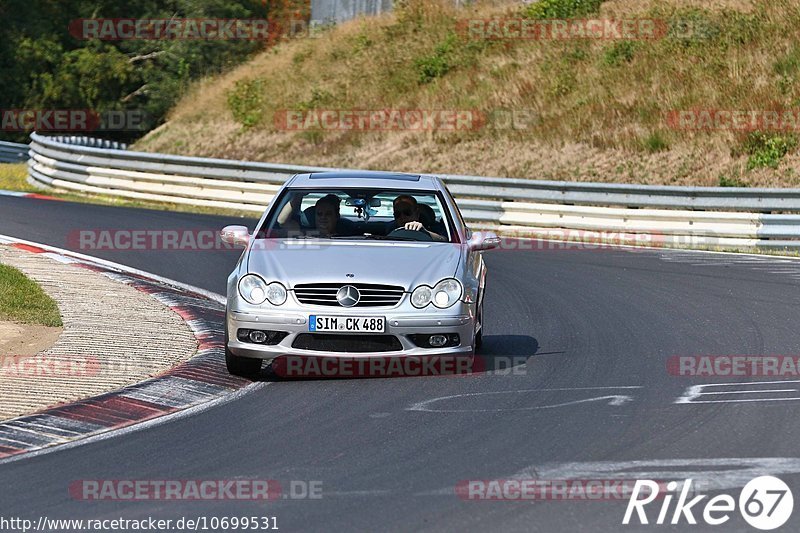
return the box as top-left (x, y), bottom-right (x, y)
top-left (313, 194), bottom-right (340, 237)
top-left (390, 195), bottom-right (446, 241)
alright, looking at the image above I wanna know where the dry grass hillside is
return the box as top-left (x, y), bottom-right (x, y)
top-left (135, 0), bottom-right (800, 187)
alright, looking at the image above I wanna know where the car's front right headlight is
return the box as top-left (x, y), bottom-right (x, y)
top-left (411, 285), bottom-right (432, 308)
top-left (239, 274), bottom-right (268, 305)
top-left (265, 281), bottom-right (287, 305)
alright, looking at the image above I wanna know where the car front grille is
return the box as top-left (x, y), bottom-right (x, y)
top-left (293, 283), bottom-right (405, 307)
top-left (292, 334), bottom-right (403, 353)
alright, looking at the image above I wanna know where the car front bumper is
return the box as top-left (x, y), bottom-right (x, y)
top-left (226, 304), bottom-right (476, 363)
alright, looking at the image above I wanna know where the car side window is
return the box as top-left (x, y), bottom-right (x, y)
top-left (442, 186), bottom-right (465, 238)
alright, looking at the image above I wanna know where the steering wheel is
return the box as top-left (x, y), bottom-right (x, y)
top-left (387, 227), bottom-right (433, 242)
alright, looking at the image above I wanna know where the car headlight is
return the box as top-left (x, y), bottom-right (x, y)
top-left (411, 279), bottom-right (462, 309)
top-left (239, 275), bottom-right (287, 305)
top-left (239, 274), bottom-right (268, 305)
top-left (411, 285), bottom-right (432, 308)
top-left (265, 282), bottom-right (287, 305)
top-left (432, 278), bottom-right (462, 308)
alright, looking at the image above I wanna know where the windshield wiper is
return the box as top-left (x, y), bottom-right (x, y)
top-left (368, 235), bottom-right (419, 241)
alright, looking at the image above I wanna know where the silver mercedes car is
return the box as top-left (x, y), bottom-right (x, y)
top-left (220, 171), bottom-right (500, 376)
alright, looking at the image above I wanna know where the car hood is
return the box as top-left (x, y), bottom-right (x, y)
top-left (246, 240), bottom-right (462, 289)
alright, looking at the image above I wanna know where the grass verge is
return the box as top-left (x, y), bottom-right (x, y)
top-left (0, 263), bottom-right (63, 327)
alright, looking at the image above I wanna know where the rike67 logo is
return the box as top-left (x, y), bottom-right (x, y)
top-left (624, 476), bottom-right (793, 530)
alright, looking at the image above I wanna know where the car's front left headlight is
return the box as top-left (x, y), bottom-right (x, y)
top-left (411, 278), bottom-right (462, 309)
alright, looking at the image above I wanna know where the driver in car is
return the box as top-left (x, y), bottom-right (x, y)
top-left (390, 195), bottom-right (446, 241)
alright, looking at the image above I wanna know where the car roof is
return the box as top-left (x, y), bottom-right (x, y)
top-left (288, 171), bottom-right (441, 191)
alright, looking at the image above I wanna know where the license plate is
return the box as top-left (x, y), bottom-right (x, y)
top-left (309, 315), bottom-right (385, 333)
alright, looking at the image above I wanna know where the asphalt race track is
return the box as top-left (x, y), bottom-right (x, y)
top-left (3, 194), bottom-right (800, 532)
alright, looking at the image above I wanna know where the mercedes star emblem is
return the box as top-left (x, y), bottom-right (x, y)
top-left (336, 285), bottom-right (360, 307)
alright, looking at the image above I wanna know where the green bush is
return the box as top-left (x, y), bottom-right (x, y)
top-left (415, 33), bottom-right (457, 84)
top-left (773, 46), bottom-right (800, 76)
top-left (524, 0), bottom-right (605, 19)
top-left (603, 41), bottom-right (639, 66)
top-left (718, 174), bottom-right (747, 187)
top-left (743, 132), bottom-right (798, 170)
top-left (226, 78), bottom-right (265, 128)
top-left (641, 132), bottom-right (670, 153)
top-left (297, 87), bottom-right (335, 111)
top-left (353, 31), bottom-right (374, 53)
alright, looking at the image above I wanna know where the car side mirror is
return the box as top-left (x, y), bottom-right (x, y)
top-left (467, 231), bottom-right (501, 251)
top-left (220, 225), bottom-right (251, 248)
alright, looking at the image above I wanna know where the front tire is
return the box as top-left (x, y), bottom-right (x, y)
top-left (473, 298), bottom-right (484, 352)
top-left (224, 322), bottom-right (261, 377)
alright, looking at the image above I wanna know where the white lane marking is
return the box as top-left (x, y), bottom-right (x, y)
top-left (418, 457), bottom-right (800, 496)
top-left (321, 490), bottom-right (393, 497)
top-left (39, 252), bottom-right (77, 264)
top-left (513, 458), bottom-right (800, 493)
top-left (697, 389), bottom-right (798, 395)
top-left (406, 386), bottom-right (641, 413)
top-left (675, 380), bottom-right (800, 404)
top-left (0, 233), bottom-right (225, 304)
top-left (661, 255), bottom-right (800, 268)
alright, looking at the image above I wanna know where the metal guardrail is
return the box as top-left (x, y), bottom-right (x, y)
top-left (0, 141), bottom-right (30, 163)
top-left (24, 133), bottom-right (800, 250)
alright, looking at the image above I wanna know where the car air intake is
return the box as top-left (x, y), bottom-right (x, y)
top-left (292, 334), bottom-right (403, 352)
top-left (293, 283), bottom-right (405, 307)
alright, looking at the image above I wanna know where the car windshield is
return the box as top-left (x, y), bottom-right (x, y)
top-left (256, 188), bottom-right (455, 242)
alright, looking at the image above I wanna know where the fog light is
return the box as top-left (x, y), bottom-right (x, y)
top-left (249, 330), bottom-right (267, 343)
top-left (429, 335), bottom-right (447, 347)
